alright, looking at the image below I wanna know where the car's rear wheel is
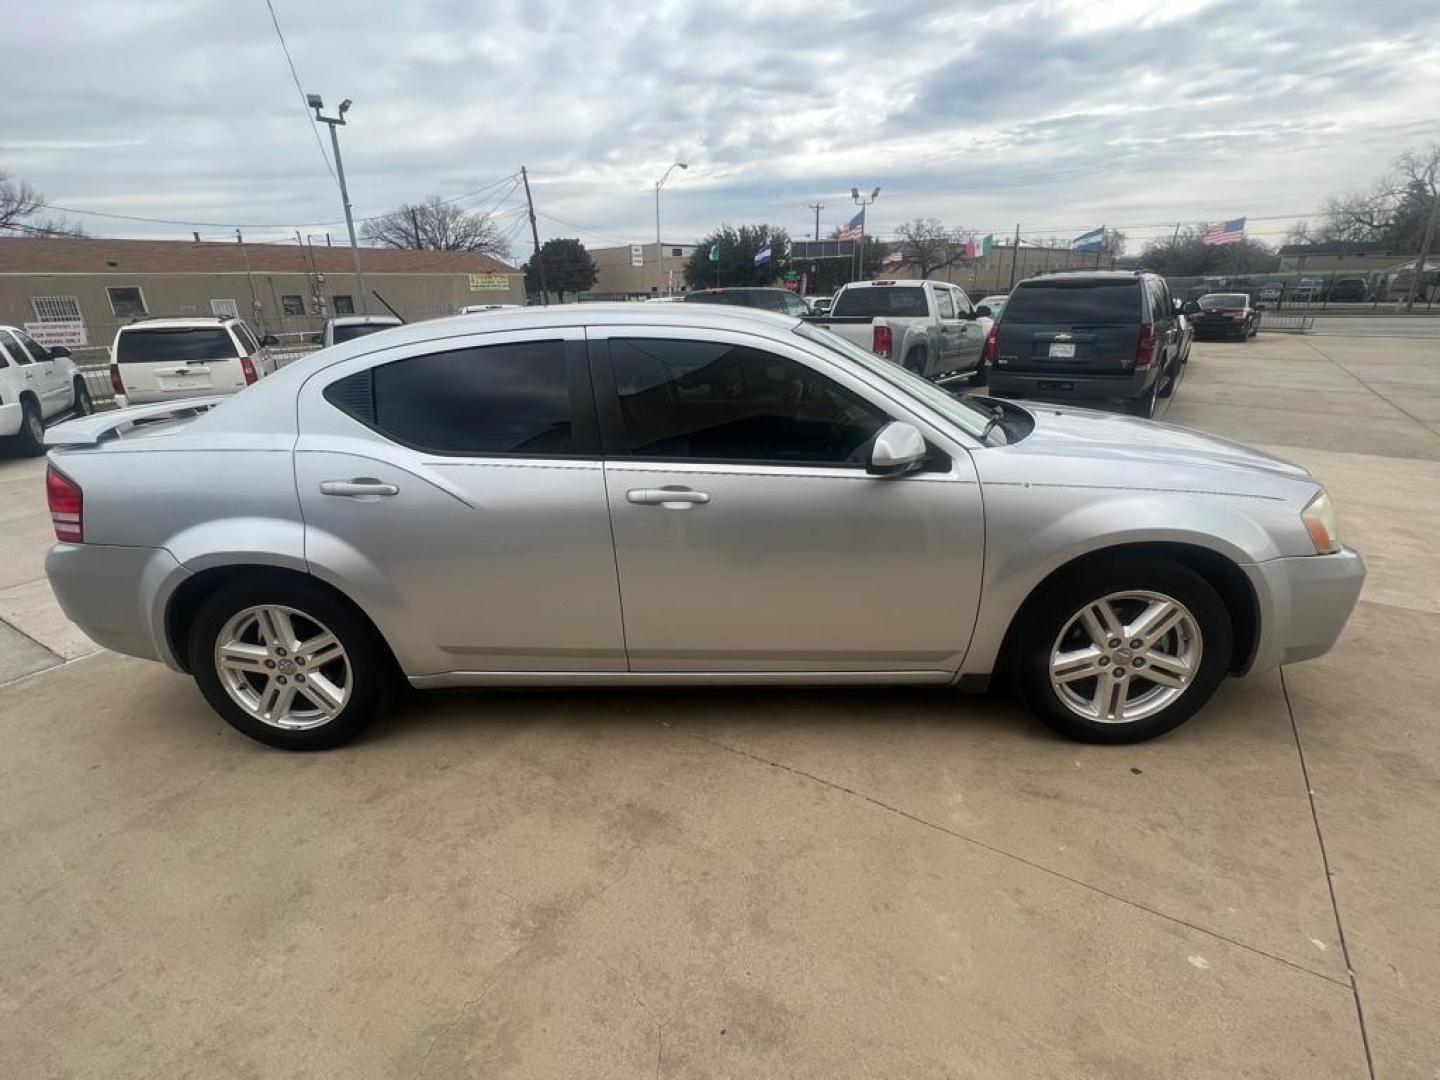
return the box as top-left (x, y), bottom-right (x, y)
top-left (1124, 377), bottom-right (1158, 418)
top-left (904, 347), bottom-right (927, 376)
top-left (9, 398), bottom-right (46, 456)
top-left (1010, 556), bottom-right (1232, 743)
top-left (189, 579), bottom-right (394, 750)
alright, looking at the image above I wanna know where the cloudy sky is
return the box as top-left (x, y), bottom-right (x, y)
top-left (4, 0), bottom-right (1438, 257)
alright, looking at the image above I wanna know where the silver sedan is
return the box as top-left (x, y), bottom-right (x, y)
top-left (43, 304), bottom-right (1363, 750)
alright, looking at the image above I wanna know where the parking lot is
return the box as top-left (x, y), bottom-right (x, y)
top-left (2, 327), bottom-right (1437, 1078)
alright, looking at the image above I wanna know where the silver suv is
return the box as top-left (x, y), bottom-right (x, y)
top-left (44, 304), bottom-right (1363, 750)
top-left (110, 316), bottom-right (277, 405)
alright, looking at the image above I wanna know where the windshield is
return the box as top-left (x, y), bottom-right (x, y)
top-left (115, 328), bottom-right (238, 364)
top-left (1198, 294), bottom-right (1248, 309)
top-left (332, 322), bottom-right (398, 344)
top-left (831, 287), bottom-right (928, 318)
top-left (794, 323), bottom-right (996, 440)
top-left (1001, 279), bottom-right (1141, 325)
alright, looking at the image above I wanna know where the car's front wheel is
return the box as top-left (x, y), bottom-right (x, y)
top-left (189, 578), bottom-right (394, 750)
top-left (1011, 556), bottom-right (1233, 743)
top-left (9, 398), bottom-right (46, 456)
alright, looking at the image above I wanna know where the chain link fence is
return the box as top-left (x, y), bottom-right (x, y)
top-left (1163, 268), bottom-right (1438, 315)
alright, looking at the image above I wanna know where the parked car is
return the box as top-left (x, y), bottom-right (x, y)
top-left (683, 287), bottom-right (811, 316)
top-left (985, 271), bottom-right (1184, 417)
top-left (807, 279), bottom-right (989, 383)
top-left (1322, 277), bottom-right (1368, 303)
top-left (0, 325), bottom-right (93, 456)
top-left (1190, 293), bottom-right (1258, 341)
top-left (44, 303), bottom-right (1363, 751)
top-left (109, 317), bottom-right (277, 406)
top-left (977, 294), bottom-right (1009, 318)
top-left (321, 315), bottom-right (403, 347)
top-left (809, 295), bottom-right (834, 316)
top-left (1173, 300), bottom-right (1195, 367)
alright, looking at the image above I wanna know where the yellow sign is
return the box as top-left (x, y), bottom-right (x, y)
top-left (468, 274), bottom-right (510, 291)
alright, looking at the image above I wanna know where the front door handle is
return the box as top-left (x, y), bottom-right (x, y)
top-left (320, 478), bottom-right (400, 498)
top-left (626, 487), bottom-right (710, 507)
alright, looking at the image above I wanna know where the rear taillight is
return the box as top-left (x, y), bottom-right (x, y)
top-left (1135, 322), bottom-right (1155, 368)
top-left (109, 363), bottom-right (124, 396)
top-left (47, 464), bottom-right (83, 543)
top-left (872, 324), bottom-right (893, 359)
top-left (983, 323), bottom-right (999, 365)
top-left (240, 356), bottom-right (258, 385)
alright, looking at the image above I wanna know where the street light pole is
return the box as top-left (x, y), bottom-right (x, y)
top-left (655, 161), bottom-right (688, 295)
top-left (850, 186), bottom-right (880, 282)
top-left (1404, 185), bottom-right (1439, 312)
top-left (308, 94), bottom-right (369, 314)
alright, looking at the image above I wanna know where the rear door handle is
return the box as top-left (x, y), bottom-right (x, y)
top-left (320, 478), bottom-right (399, 498)
top-left (626, 487), bottom-right (710, 507)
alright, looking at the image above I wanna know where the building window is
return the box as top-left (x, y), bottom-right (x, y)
top-left (107, 287), bottom-right (147, 317)
top-left (281, 295), bottom-right (305, 317)
top-left (31, 296), bottom-right (82, 323)
top-left (333, 295), bottom-right (355, 315)
top-left (671, 248), bottom-right (683, 257)
top-left (211, 299), bottom-right (239, 318)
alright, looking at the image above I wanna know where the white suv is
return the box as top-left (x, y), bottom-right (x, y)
top-left (0, 324), bottom-right (93, 456)
top-left (110, 317), bottom-right (277, 406)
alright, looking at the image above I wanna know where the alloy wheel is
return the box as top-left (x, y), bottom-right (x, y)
top-left (1048, 590), bottom-right (1203, 724)
top-left (213, 604), bottom-right (351, 730)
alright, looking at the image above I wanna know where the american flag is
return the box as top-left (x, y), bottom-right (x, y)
top-left (837, 211), bottom-right (863, 241)
top-left (1201, 217), bottom-right (1247, 245)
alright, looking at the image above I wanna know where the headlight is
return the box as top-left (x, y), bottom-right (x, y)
top-left (1301, 489), bottom-right (1341, 554)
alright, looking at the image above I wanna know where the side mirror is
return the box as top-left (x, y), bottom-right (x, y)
top-left (49, 346), bottom-right (71, 359)
top-left (867, 420), bottom-right (927, 477)
top-left (259, 334), bottom-right (280, 347)
top-left (975, 304), bottom-right (992, 318)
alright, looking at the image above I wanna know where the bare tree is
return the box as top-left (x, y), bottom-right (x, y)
top-left (893, 218), bottom-right (966, 277)
top-left (360, 195), bottom-right (510, 257)
top-left (0, 172), bottom-right (86, 237)
top-left (1318, 144), bottom-right (1440, 250)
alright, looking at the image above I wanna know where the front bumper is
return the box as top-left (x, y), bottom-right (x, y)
top-left (45, 543), bottom-right (188, 667)
top-left (0, 400), bottom-right (22, 437)
top-left (1247, 546), bottom-right (1366, 670)
top-left (986, 366), bottom-right (1155, 405)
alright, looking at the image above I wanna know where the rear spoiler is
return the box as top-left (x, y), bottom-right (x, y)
top-left (45, 396), bottom-right (227, 447)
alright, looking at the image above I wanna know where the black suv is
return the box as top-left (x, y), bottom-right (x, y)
top-left (682, 287), bottom-right (811, 317)
top-left (985, 271), bottom-right (1183, 418)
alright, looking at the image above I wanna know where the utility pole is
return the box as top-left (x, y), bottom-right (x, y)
top-left (521, 165), bottom-right (547, 305)
top-left (1008, 223), bottom-right (1022, 290)
top-left (808, 202), bottom-right (824, 243)
top-left (307, 94), bottom-right (368, 314)
top-left (807, 202), bottom-right (824, 295)
top-left (654, 162), bottom-right (688, 295)
top-left (236, 229), bottom-right (263, 332)
top-left (409, 206), bottom-right (422, 248)
top-left (851, 187), bottom-right (880, 282)
top-left (1404, 186), bottom-right (1439, 312)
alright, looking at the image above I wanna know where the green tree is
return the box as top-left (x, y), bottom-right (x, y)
top-left (805, 235), bottom-right (893, 295)
top-left (524, 237), bottom-right (597, 302)
top-left (684, 224), bottom-right (789, 289)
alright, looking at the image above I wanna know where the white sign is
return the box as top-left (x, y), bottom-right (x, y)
top-left (630, 244), bottom-right (645, 268)
top-left (25, 320), bottom-right (88, 347)
top-left (468, 274), bottom-right (511, 292)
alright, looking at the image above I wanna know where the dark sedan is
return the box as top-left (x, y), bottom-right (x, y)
top-left (1188, 293), bottom-right (1258, 341)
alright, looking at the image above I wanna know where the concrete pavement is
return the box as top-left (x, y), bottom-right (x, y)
top-left (1, 329), bottom-right (1437, 1078)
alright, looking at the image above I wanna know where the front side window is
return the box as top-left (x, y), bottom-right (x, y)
top-left (1, 330), bottom-right (31, 365)
top-left (281, 295), bottom-right (305, 317)
top-left (935, 288), bottom-right (956, 319)
top-left (107, 287), bottom-right (146, 317)
top-left (13, 329), bottom-right (51, 363)
top-left (953, 289), bottom-right (974, 317)
top-left (606, 337), bottom-right (888, 466)
top-left (324, 339), bottom-right (573, 456)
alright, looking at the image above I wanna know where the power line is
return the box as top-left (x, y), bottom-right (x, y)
top-left (534, 210), bottom-right (632, 245)
top-left (263, 0), bottom-right (336, 185)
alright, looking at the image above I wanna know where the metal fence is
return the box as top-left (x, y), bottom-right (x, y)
top-left (1164, 269), bottom-right (1438, 313)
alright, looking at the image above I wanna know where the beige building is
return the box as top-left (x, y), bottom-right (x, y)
top-left (0, 236), bottom-right (523, 355)
top-left (885, 244), bottom-right (1116, 297)
top-left (585, 241), bottom-right (697, 298)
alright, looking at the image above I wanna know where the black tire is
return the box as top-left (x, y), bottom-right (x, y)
top-left (1124, 377), bottom-right (1158, 418)
top-left (72, 379), bottom-right (93, 417)
top-left (188, 577), bottom-right (395, 750)
top-left (903, 348), bottom-right (927, 376)
top-left (1157, 359), bottom-right (1177, 398)
top-left (1009, 555), bottom-right (1233, 744)
top-left (10, 398), bottom-right (46, 456)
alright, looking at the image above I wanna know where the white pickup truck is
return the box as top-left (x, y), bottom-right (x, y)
top-left (805, 279), bottom-right (993, 383)
top-left (0, 324), bottom-right (93, 456)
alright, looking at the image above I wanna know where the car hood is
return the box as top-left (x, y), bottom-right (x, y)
top-left (975, 401), bottom-right (1314, 498)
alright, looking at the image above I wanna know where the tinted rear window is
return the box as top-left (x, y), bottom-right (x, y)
top-left (831, 287), bottom-right (928, 317)
top-left (116, 328), bottom-right (239, 364)
top-left (1002, 280), bottom-right (1141, 325)
top-left (1198, 294), bottom-right (1248, 309)
top-left (332, 322), bottom-right (397, 344)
